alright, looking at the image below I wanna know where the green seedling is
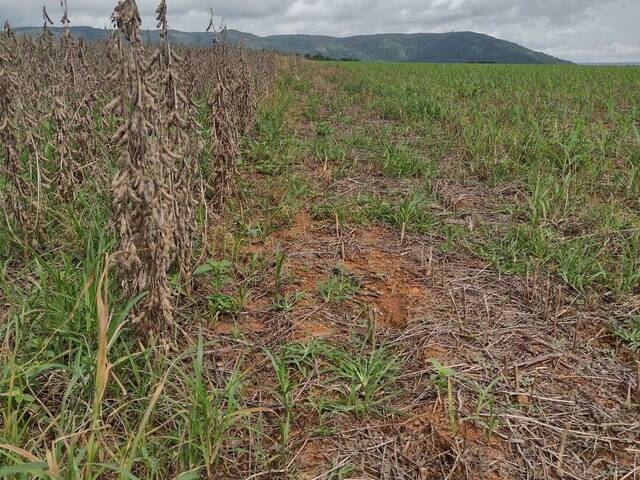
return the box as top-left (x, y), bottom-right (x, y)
top-left (273, 291), bottom-right (306, 312)
top-left (318, 269), bottom-right (361, 303)
top-left (429, 358), bottom-right (454, 392)
top-left (463, 377), bottom-right (502, 441)
top-left (614, 317), bottom-right (640, 351)
top-left (274, 248), bottom-right (286, 293)
top-left (266, 350), bottom-right (295, 462)
top-left (325, 345), bottom-right (400, 416)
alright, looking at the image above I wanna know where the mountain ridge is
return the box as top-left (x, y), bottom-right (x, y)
top-left (13, 26), bottom-right (572, 64)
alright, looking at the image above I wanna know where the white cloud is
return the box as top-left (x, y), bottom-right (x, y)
top-left (1, 0), bottom-right (639, 62)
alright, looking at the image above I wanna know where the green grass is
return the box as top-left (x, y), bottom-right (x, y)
top-left (381, 141), bottom-right (433, 177)
top-left (360, 191), bottom-right (434, 238)
top-left (282, 341), bottom-right (401, 417)
top-left (614, 317), bottom-right (640, 351)
top-left (272, 291), bottom-right (306, 312)
top-left (266, 349), bottom-right (295, 461)
top-left (323, 344), bottom-right (400, 416)
top-left (331, 61), bottom-right (640, 297)
top-left (318, 269), bottom-right (361, 303)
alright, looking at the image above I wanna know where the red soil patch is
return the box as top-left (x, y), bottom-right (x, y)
top-left (291, 317), bottom-right (337, 341)
top-left (345, 244), bottom-right (428, 328)
top-left (213, 318), bottom-right (265, 335)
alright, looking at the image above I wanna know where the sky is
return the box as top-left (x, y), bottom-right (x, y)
top-left (2, 0), bottom-right (639, 63)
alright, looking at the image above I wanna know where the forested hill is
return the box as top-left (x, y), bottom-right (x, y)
top-left (15, 27), bottom-right (571, 64)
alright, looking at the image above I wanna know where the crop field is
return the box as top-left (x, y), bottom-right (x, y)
top-left (1, 6), bottom-right (640, 479)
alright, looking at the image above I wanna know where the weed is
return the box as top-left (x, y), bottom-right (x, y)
top-left (325, 345), bottom-right (400, 416)
top-left (554, 239), bottom-right (606, 291)
top-left (178, 334), bottom-right (253, 476)
top-left (362, 192), bottom-right (433, 237)
top-left (614, 317), bottom-right (640, 351)
top-left (314, 137), bottom-right (347, 166)
top-left (209, 293), bottom-right (240, 316)
top-left (442, 223), bottom-right (466, 253)
top-left (318, 269), bottom-right (361, 302)
top-left (266, 350), bottom-right (295, 461)
top-left (274, 248), bottom-right (286, 293)
top-left (463, 377), bottom-right (502, 441)
top-left (429, 358), bottom-right (454, 392)
top-left (315, 121), bottom-right (333, 137)
top-left (283, 340), bottom-right (326, 377)
top-left (273, 291), bottom-right (306, 312)
top-left (381, 140), bottom-right (434, 177)
top-left (197, 260), bottom-right (242, 316)
top-left (326, 464), bottom-right (357, 480)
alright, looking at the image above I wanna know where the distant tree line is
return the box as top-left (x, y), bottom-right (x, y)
top-left (304, 53), bottom-right (360, 62)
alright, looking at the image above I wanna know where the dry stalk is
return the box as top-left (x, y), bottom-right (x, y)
top-left (155, 0), bottom-right (200, 288)
top-left (207, 73), bottom-right (240, 206)
top-left (52, 89), bottom-right (79, 199)
top-left (38, 6), bottom-right (55, 48)
top-left (110, 0), bottom-right (175, 335)
top-left (0, 27), bottom-right (40, 246)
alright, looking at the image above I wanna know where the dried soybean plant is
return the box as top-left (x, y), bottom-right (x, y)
top-left (207, 73), bottom-right (240, 206)
top-left (0, 26), bottom-right (25, 230)
top-left (181, 13), bottom-right (276, 209)
top-left (51, 50), bottom-right (78, 200)
top-left (1, 0), bottom-right (278, 337)
top-left (36, 2), bottom-right (86, 200)
top-left (2, 20), bottom-right (15, 42)
top-left (110, 0), bottom-right (176, 335)
top-left (155, 0), bottom-right (200, 288)
top-left (0, 22), bottom-right (41, 247)
top-left (56, 2), bottom-right (110, 197)
top-left (109, 0), bottom-right (205, 337)
top-left (235, 49), bottom-right (258, 135)
top-left (202, 13), bottom-right (241, 206)
top-left (38, 6), bottom-right (55, 47)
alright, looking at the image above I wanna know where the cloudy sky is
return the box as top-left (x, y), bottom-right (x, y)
top-left (2, 0), bottom-right (639, 63)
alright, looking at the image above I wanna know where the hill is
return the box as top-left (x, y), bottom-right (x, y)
top-left (14, 27), bottom-right (571, 64)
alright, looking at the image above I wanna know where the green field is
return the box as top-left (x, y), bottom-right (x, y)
top-left (328, 62), bottom-right (639, 286)
top-left (2, 54), bottom-right (640, 479)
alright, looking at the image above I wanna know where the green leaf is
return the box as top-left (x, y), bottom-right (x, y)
top-left (0, 461), bottom-right (49, 477)
top-left (175, 467), bottom-right (203, 480)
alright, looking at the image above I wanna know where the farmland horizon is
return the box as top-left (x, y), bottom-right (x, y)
top-left (3, 0), bottom-right (640, 64)
top-left (9, 23), bottom-right (640, 65)
top-left (9, 24), bottom-right (616, 65)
